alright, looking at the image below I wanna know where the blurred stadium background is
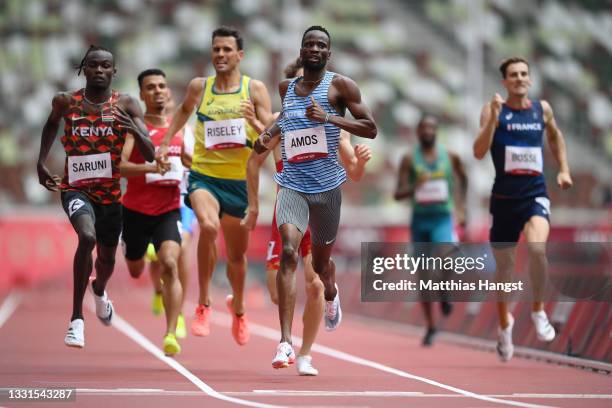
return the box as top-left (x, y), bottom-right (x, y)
top-left (0, 0), bottom-right (610, 361)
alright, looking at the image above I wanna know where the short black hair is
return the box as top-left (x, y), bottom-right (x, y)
top-left (301, 25), bottom-right (331, 47)
top-left (137, 68), bottom-right (166, 89)
top-left (76, 45), bottom-right (113, 76)
top-left (418, 113), bottom-right (438, 127)
top-left (499, 56), bottom-right (529, 79)
top-left (212, 26), bottom-right (243, 50)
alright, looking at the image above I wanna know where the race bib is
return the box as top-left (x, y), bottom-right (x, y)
top-left (68, 152), bottom-right (112, 186)
top-left (504, 146), bottom-right (543, 175)
top-left (145, 156), bottom-right (183, 186)
top-left (284, 126), bottom-right (328, 163)
top-left (415, 179), bottom-right (449, 204)
top-left (204, 118), bottom-right (247, 150)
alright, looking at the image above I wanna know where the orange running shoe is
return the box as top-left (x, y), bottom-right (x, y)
top-left (191, 305), bottom-right (211, 337)
top-left (226, 294), bottom-right (250, 345)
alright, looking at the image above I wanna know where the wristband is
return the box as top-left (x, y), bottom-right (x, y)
top-left (324, 113), bottom-right (330, 123)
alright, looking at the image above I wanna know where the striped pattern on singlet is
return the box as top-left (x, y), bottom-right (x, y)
top-left (275, 71), bottom-right (346, 193)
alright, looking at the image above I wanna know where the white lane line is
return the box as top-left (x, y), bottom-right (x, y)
top-left (85, 301), bottom-right (285, 408)
top-left (205, 305), bottom-right (554, 408)
top-left (0, 290), bottom-right (22, 328)
top-left (65, 389), bottom-right (612, 399)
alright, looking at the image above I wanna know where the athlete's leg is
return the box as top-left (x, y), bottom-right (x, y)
top-left (266, 268), bottom-right (279, 305)
top-left (492, 246), bottom-right (515, 329)
top-left (70, 214), bottom-right (97, 321)
top-left (220, 214), bottom-right (249, 315)
top-left (92, 243), bottom-right (117, 295)
top-left (299, 252), bottom-right (324, 357)
top-left (523, 215), bottom-right (549, 312)
top-left (157, 240), bottom-right (182, 335)
top-left (189, 189), bottom-right (221, 307)
top-left (177, 230), bottom-right (191, 309)
top-left (278, 223), bottom-right (304, 344)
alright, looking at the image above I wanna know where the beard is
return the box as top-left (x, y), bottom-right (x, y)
top-left (420, 138), bottom-right (435, 149)
top-left (302, 57), bottom-right (327, 71)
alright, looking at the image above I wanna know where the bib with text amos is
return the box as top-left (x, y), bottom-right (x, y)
top-left (504, 145), bottom-right (543, 175)
top-left (415, 178), bottom-right (449, 204)
top-left (284, 126), bottom-right (328, 163)
top-left (145, 156), bottom-right (183, 186)
top-left (68, 152), bottom-right (112, 186)
top-left (204, 118), bottom-right (247, 150)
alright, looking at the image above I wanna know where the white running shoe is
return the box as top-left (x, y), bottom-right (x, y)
top-left (531, 310), bottom-right (555, 342)
top-left (497, 314), bottom-right (514, 362)
top-left (296, 355), bottom-right (318, 376)
top-left (324, 284), bottom-right (342, 331)
top-left (91, 281), bottom-right (114, 326)
top-left (271, 342), bottom-right (295, 369)
top-left (65, 319), bottom-right (84, 348)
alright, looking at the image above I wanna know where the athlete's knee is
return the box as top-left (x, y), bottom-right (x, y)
top-left (198, 219), bottom-right (219, 240)
top-left (305, 277), bottom-right (324, 300)
top-left (77, 230), bottom-right (96, 251)
top-left (159, 254), bottom-right (179, 275)
top-left (127, 262), bottom-right (144, 279)
top-left (527, 242), bottom-right (547, 259)
top-left (280, 245), bottom-right (299, 270)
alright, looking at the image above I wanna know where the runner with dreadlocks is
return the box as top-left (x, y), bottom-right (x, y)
top-left (37, 45), bottom-right (155, 349)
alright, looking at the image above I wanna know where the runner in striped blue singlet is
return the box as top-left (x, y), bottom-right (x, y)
top-left (250, 26), bottom-right (378, 368)
top-left (473, 56), bottom-right (573, 362)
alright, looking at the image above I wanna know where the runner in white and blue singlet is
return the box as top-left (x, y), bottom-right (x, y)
top-left (250, 26), bottom-right (377, 369)
top-left (474, 56), bottom-right (573, 362)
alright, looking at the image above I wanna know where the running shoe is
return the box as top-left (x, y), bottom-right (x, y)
top-left (422, 327), bottom-right (437, 347)
top-left (531, 310), bottom-right (555, 342)
top-left (176, 313), bottom-right (187, 339)
top-left (296, 355), bottom-right (318, 376)
top-left (272, 342), bottom-right (295, 369)
top-left (163, 333), bottom-right (181, 356)
top-left (191, 305), bottom-right (211, 337)
top-left (91, 281), bottom-right (113, 326)
top-left (226, 294), bottom-right (250, 345)
top-left (64, 319), bottom-right (84, 348)
top-left (497, 314), bottom-right (514, 362)
top-left (152, 292), bottom-right (164, 316)
top-left (324, 284), bottom-right (342, 331)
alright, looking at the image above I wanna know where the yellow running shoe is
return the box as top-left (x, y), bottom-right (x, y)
top-left (176, 314), bottom-right (187, 339)
top-left (163, 333), bottom-right (181, 356)
top-left (146, 243), bottom-right (158, 262)
top-left (152, 292), bottom-right (164, 316)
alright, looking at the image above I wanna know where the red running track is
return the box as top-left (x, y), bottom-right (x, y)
top-left (0, 279), bottom-right (610, 408)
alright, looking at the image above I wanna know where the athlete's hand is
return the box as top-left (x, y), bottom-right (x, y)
top-left (112, 105), bottom-right (139, 133)
top-left (490, 93), bottom-right (504, 118)
top-left (240, 209), bottom-right (258, 230)
top-left (354, 144), bottom-right (372, 165)
top-left (156, 143), bottom-right (169, 163)
top-left (37, 162), bottom-right (61, 192)
top-left (241, 100), bottom-right (258, 128)
top-left (155, 157), bottom-right (171, 175)
top-left (557, 171), bottom-right (573, 190)
top-left (305, 96), bottom-right (327, 123)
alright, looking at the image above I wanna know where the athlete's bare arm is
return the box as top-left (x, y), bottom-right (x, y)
top-left (249, 79), bottom-right (274, 131)
top-left (253, 81), bottom-right (291, 154)
top-left (474, 93), bottom-right (504, 159)
top-left (114, 95), bottom-right (155, 162)
top-left (309, 75), bottom-right (376, 139)
top-left (337, 131), bottom-right (372, 181)
top-left (119, 134), bottom-right (161, 177)
top-left (242, 138), bottom-right (278, 230)
top-left (181, 139), bottom-right (192, 168)
top-left (159, 77), bottom-right (205, 157)
top-left (37, 92), bottom-right (71, 191)
top-left (542, 100), bottom-right (573, 190)
top-left (449, 151), bottom-right (468, 226)
top-left (394, 153), bottom-right (414, 200)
